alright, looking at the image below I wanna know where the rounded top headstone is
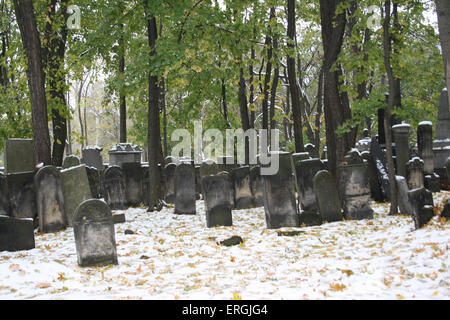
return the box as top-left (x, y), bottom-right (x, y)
top-left (73, 199), bottom-right (112, 224)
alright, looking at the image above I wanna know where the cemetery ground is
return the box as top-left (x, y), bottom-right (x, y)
top-left (0, 191), bottom-right (448, 300)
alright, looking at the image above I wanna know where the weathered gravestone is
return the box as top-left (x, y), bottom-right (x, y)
top-left (361, 151), bottom-right (384, 202)
top-left (446, 156), bottom-right (450, 186)
top-left (62, 155), bottom-right (81, 169)
top-left (163, 163), bottom-right (176, 203)
top-left (0, 173), bottom-right (9, 216)
top-left (85, 166), bottom-right (101, 199)
top-left (195, 165), bottom-right (201, 199)
top-left (370, 138), bottom-right (391, 200)
top-left (200, 160), bottom-right (219, 178)
top-left (34, 166), bottom-right (67, 233)
top-left (174, 162), bottom-right (196, 215)
top-left (60, 164), bottom-right (92, 226)
top-left (108, 143), bottom-right (142, 166)
top-left (295, 158), bottom-right (322, 212)
top-left (103, 166), bottom-right (127, 210)
top-left (231, 166), bottom-right (253, 209)
top-left (418, 121), bottom-right (440, 192)
top-left (392, 124), bottom-right (410, 177)
top-left (0, 215), bottom-right (35, 252)
top-left (395, 176), bottom-right (413, 215)
top-left (81, 147), bottom-right (104, 171)
top-left (72, 199), bottom-right (118, 267)
top-left (433, 89), bottom-right (450, 170)
top-left (407, 188), bottom-right (434, 230)
top-left (142, 164), bottom-right (149, 206)
top-left (202, 173), bottom-right (234, 227)
top-left (7, 171), bottom-right (37, 220)
top-left (262, 152), bottom-right (299, 229)
top-left (338, 159), bottom-right (374, 220)
top-left (292, 152), bottom-right (311, 165)
top-left (406, 157), bottom-right (425, 190)
top-left (121, 162), bottom-right (143, 207)
top-left (3, 139), bottom-right (35, 174)
top-left (249, 166), bottom-right (264, 207)
top-left (313, 170), bottom-right (342, 223)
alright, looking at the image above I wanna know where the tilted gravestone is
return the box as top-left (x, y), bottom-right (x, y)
top-left (262, 152), bottom-right (299, 229)
top-left (60, 164), bottom-right (92, 226)
top-left (72, 199), bottom-right (118, 267)
top-left (0, 172), bottom-right (9, 216)
top-left (407, 187), bottom-right (434, 230)
top-left (174, 162), bottom-right (196, 215)
top-left (0, 215), bottom-right (35, 252)
top-left (295, 158), bottom-right (322, 212)
top-left (103, 166), bottom-right (127, 210)
top-left (85, 166), bottom-right (101, 199)
top-left (163, 163), bottom-right (177, 203)
top-left (62, 155), bottom-right (81, 169)
top-left (392, 124), bottom-right (410, 178)
top-left (313, 170), bottom-right (342, 223)
top-left (81, 147), bottom-right (104, 171)
top-left (231, 166), bottom-right (253, 209)
top-left (361, 151), bottom-right (384, 202)
top-left (34, 166), bottom-right (67, 233)
top-left (202, 173), bottom-right (234, 227)
top-left (121, 162), bottom-right (143, 207)
top-left (370, 138), bottom-right (391, 200)
top-left (395, 176), bottom-right (413, 215)
top-left (249, 166), bottom-right (264, 207)
top-left (406, 157), bottom-right (425, 190)
top-left (3, 139), bottom-right (35, 174)
top-left (7, 171), bottom-right (37, 220)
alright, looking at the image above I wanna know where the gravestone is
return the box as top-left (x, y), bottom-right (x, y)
top-left (395, 176), bottom-right (413, 215)
top-left (433, 89), bottom-right (450, 169)
top-left (355, 132), bottom-right (372, 153)
top-left (195, 165), bottom-right (201, 199)
top-left (3, 139), bottom-right (35, 174)
top-left (361, 151), bottom-right (384, 202)
top-left (60, 164), bottom-right (92, 226)
top-left (121, 162), bottom-right (143, 207)
top-left (406, 157), bottom-right (425, 190)
top-left (249, 166), bottom-right (264, 207)
top-left (338, 161), bottom-right (374, 220)
top-left (292, 152), bottom-right (311, 165)
top-left (81, 147), bottom-right (104, 171)
top-left (305, 144), bottom-right (315, 157)
top-left (295, 158), bottom-right (323, 212)
top-left (313, 170), bottom-right (342, 223)
top-left (392, 124), bottom-right (410, 177)
top-left (0, 173), bottom-right (9, 216)
top-left (142, 164), bottom-right (149, 206)
top-left (85, 166), bottom-right (101, 199)
top-left (0, 215), bottom-right (35, 252)
top-left (441, 198), bottom-right (450, 220)
top-left (262, 152), bottom-right (299, 229)
top-left (7, 171), bottom-right (37, 220)
top-left (231, 166), bottom-right (253, 209)
top-left (407, 188), bottom-right (434, 230)
top-left (370, 138), bottom-right (391, 200)
top-left (163, 163), bottom-right (176, 203)
top-left (72, 199), bottom-right (118, 267)
top-left (174, 162), bottom-right (196, 215)
top-left (103, 166), bottom-right (127, 210)
top-left (418, 121), bottom-right (440, 192)
top-left (202, 173), bottom-right (233, 227)
top-left (34, 166), bottom-right (67, 233)
top-left (200, 160), bottom-right (219, 178)
top-left (62, 155), bottom-right (81, 169)
top-left (108, 143), bottom-right (142, 166)
top-left (446, 156), bottom-right (450, 185)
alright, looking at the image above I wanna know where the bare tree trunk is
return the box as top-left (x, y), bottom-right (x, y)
top-left (119, 20), bottom-right (127, 143)
top-left (262, 7), bottom-right (275, 131)
top-left (436, 0), bottom-right (450, 106)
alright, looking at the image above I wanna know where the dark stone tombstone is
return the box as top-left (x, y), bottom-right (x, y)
top-left (369, 138), bottom-right (391, 200)
top-left (103, 166), bottom-right (127, 210)
top-left (62, 155), bottom-right (81, 169)
top-left (72, 199), bottom-right (118, 267)
top-left (361, 151), bottom-right (384, 202)
top-left (81, 147), bottom-right (104, 171)
top-left (446, 156), bottom-right (450, 186)
top-left (295, 158), bottom-right (322, 212)
top-left (200, 160), bottom-right (219, 178)
top-left (441, 198), bottom-right (450, 220)
top-left (231, 166), bottom-right (253, 209)
top-left (249, 166), bottom-right (264, 207)
top-left (174, 162), bottom-right (196, 215)
top-left (3, 138), bottom-right (35, 174)
top-left (0, 173), bottom-right (9, 216)
top-left (313, 170), bottom-right (342, 223)
top-left (163, 163), bottom-right (176, 203)
top-left (262, 152), bottom-right (299, 229)
top-left (406, 157), bottom-right (424, 190)
top-left (433, 89), bottom-right (450, 170)
top-left (121, 162), bottom-right (143, 207)
top-left (418, 121), bottom-right (440, 192)
top-left (142, 164), bottom-right (149, 206)
top-left (195, 165), bottom-right (201, 199)
top-left (305, 144), bottom-right (315, 157)
top-left (85, 166), bottom-right (101, 199)
top-left (7, 171), bottom-right (37, 220)
top-left (392, 124), bottom-right (410, 177)
top-left (34, 166), bottom-right (67, 233)
top-left (202, 173), bottom-right (233, 227)
top-left (108, 143), bottom-right (142, 166)
top-left (0, 215), bottom-right (35, 252)
top-left (395, 176), bottom-right (413, 215)
top-left (338, 161), bottom-right (374, 220)
top-left (407, 188), bottom-right (434, 230)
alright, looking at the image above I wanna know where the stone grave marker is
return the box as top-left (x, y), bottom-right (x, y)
top-left (62, 155), bottom-right (81, 169)
top-left (0, 215), bottom-right (35, 252)
top-left (406, 157), bottom-right (425, 190)
top-left (85, 166), bottom-right (101, 199)
top-left (392, 124), bottom-right (410, 177)
top-left (295, 158), bottom-right (322, 212)
top-left (395, 175), bottom-right (413, 215)
top-left (164, 163), bottom-right (177, 203)
top-left (361, 151), bottom-right (384, 202)
top-left (174, 162), bottom-right (196, 215)
top-left (72, 199), bottom-right (118, 267)
top-left (313, 170), bottom-right (342, 223)
top-left (121, 162), bottom-right (143, 207)
top-left (3, 139), bottom-right (35, 174)
top-left (249, 166), bottom-right (264, 207)
top-left (7, 171), bottom-right (37, 220)
top-left (370, 138), bottom-right (391, 200)
top-left (103, 166), bottom-right (127, 210)
top-left (81, 147), bottom-right (104, 171)
top-left (202, 173), bottom-right (234, 227)
top-left (407, 187), bottom-right (434, 230)
top-left (34, 166), bottom-right (67, 233)
top-left (231, 166), bottom-right (253, 209)
top-left (441, 198), bottom-right (450, 220)
top-left (0, 172), bottom-right (9, 216)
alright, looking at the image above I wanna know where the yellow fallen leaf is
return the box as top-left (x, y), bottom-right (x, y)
top-left (36, 283), bottom-right (51, 289)
top-left (232, 292), bottom-right (242, 300)
top-left (330, 283), bottom-right (346, 291)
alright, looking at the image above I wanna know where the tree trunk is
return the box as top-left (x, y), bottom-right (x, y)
top-left (119, 21), bottom-right (127, 143)
top-left (269, 33), bottom-right (279, 139)
top-left (13, 0), bottom-right (52, 166)
top-left (262, 7), bottom-right (275, 131)
top-left (436, 0), bottom-right (450, 106)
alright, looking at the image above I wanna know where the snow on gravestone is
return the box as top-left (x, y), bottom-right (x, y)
top-left (406, 157), bottom-right (425, 190)
top-left (202, 172), bottom-right (234, 227)
top-left (72, 199), bottom-right (118, 267)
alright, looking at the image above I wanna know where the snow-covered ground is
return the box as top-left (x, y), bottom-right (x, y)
top-left (0, 191), bottom-right (449, 300)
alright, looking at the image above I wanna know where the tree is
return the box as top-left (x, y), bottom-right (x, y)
top-left (436, 0), bottom-right (450, 105)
